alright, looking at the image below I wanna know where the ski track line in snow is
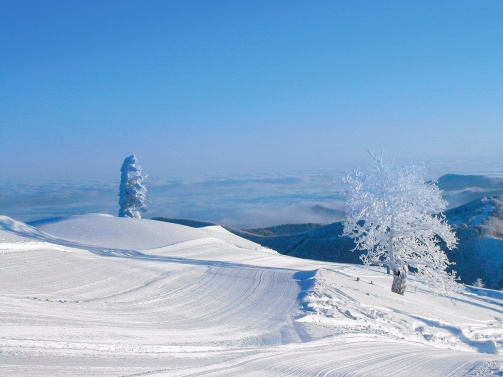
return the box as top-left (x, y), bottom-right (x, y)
top-left (0, 245), bottom-right (302, 348)
top-left (142, 339), bottom-right (499, 377)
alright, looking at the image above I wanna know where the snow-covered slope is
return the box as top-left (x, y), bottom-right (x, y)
top-left (28, 214), bottom-right (258, 251)
top-left (1, 215), bottom-right (502, 376)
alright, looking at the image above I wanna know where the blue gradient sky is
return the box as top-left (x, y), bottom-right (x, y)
top-left (1, 0), bottom-right (502, 181)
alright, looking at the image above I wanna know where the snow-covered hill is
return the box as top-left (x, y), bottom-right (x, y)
top-left (1, 215), bottom-right (502, 376)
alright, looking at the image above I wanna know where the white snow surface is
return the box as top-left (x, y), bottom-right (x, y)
top-left (1, 214), bottom-right (502, 376)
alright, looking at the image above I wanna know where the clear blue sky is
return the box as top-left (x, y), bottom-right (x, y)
top-left (1, 0), bottom-right (502, 180)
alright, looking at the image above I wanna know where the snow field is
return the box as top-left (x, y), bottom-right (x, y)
top-left (0, 215), bottom-right (502, 376)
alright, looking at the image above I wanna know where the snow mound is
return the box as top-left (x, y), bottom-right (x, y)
top-left (200, 225), bottom-right (260, 249)
top-left (30, 214), bottom-right (259, 251)
top-left (1, 215), bottom-right (48, 239)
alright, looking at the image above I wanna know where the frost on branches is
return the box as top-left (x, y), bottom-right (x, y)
top-left (118, 155), bottom-right (147, 219)
top-left (342, 152), bottom-right (460, 296)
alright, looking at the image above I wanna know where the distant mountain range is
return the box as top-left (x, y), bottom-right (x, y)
top-left (436, 174), bottom-right (503, 191)
top-left (153, 174), bottom-right (503, 290)
top-left (443, 196), bottom-right (503, 289)
top-left (243, 223), bottom-right (324, 237)
top-left (436, 174), bottom-right (503, 209)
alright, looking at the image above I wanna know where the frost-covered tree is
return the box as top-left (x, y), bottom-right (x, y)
top-left (118, 155), bottom-right (147, 219)
top-left (342, 152), bottom-right (459, 296)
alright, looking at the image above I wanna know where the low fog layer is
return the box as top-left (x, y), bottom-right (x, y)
top-left (2, 170), bottom-right (502, 229)
top-left (0, 171), bottom-right (347, 228)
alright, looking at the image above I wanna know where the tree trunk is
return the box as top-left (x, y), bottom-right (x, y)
top-left (391, 267), bottom-right (407, 295)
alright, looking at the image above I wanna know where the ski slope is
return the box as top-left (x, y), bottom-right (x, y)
top-left (1, 214), bottom-right (502, 376)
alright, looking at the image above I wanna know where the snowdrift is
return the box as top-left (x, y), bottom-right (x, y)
top-left (1, 214), bottom-right (502, 376)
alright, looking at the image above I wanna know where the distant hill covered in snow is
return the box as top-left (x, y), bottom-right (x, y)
top-left (444, 196), bottom-right (503, 289)
top-left (436, 174), bottom-right (503, 209)
top-left (437, 174), bottom-right (503, 192)
top-left (243, 223), bottom-right (325, 236)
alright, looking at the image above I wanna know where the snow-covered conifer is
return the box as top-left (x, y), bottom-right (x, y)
top-left (118, 155), bottom-right (147, 219)
top-left (342, 152), bottom-right (460, 296)
top-left (473, 278), bottom-right (484, 288)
